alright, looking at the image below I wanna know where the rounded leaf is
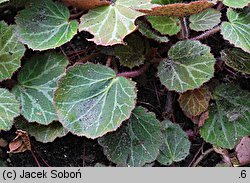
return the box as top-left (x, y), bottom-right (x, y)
top-left (79, 0), bottom-right (154, 46)
top-left (12, 52), bottom-right (68, 125)
top-left (0, 21), bottom-right (25, 81)
top-left (98, 106), bottom-right (162, 167)
top-left (221, 48), bottom-right (250, 75)
top-left (0, 88), bottom-right (20, 131)
top-left (200, 84), bottom-right (250, 149)
top-left (221, 8), bottom-right (250, 53)
top-left (54, 63), bottom-right (137, 139)
top-left (157, 40), bottom-right (215, 93)
top-left (157, 120), bottom-right (191, 165)
top-left (147, 16), bottom-right (180, 36)
top-left (178, 86), bottom-right (211, 116)
top-left (189, 8), bottom-right (221, 32)
top-left (222, 0), bottom-right (250, 8)
top-left (15, 0), bottom-right (78, 51)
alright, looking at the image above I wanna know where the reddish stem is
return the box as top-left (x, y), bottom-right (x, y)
top-left (180, 17), bottom-right (189, 39)
top-left (30, 150), bottom-right (41, 167)
top-left (191, 26), bottom-right (221, 40)
top-left (117, 63), bottom-right (150, 78)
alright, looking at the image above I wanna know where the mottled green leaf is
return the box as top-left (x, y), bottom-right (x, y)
top-left (200, 84), bottom-right (250, 149)
top-left (98, 106), bottom-right (162, 167)
top-left (114, 34), bottom-right (146, 68)
top-left (221, 8), bottom-right (250, 53)
top-left (151, 0), bottom-right (182, 4)
top-left (221, 48), bottom-right (250, 75)
top-left (79, 0), bottom-right (154, 46)
top-left (54, 63), bottom-right (137, 139)
top-left (189, 8), bottom-right (221, 31)
top-left (0, 88), bottom-right (20, 131)
top-left (157, 120), bottom-right (191, 165)
top-left (137, 20), bottom-right (169, 43)
top-left (222, 0), bottom-right (250, 8)
top-left (15, 116), bottom-right (68, 143)
top-left (178, 86), bottom-right (211, 116)
top-left (157, 40), bottom-right (215, 93)
top-left (10, 0), bottom-right (32, 7)
top-left (15, 0), bottom-right (78, 51)
top-left (147, 16), bottom-right (180, 36)
top-left (12, 52), bottom-right (68, 125)
top-left (0, 21), bottom-right (25, 81)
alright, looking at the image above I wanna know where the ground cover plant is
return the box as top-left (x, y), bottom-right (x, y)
top-left (0, 0), bottom-right (249, 167)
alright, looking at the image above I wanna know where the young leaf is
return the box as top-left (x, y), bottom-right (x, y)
top-left (114, 34), bottom-right (146, 68)
top-left (178, 86), bottom-right (211, 117)
top-left (157, 120), bottom-right (191, 165)
top-left (63, 0), bottom-right (110, 10)
top-left (54, 63), bottom-right (137, 139)
top-left (0, 88), bottom-right (20, 131)
top-left (151, 0), bottom-right (182, 4)
top-left (15, 116), bottom-right (68, 143)
top-left (79, 0), bottom-right (154, 46)
top-left (12, 52), bottom-right (68, 125)
top-left (157, 40), bottom-right (215, 93)
top-left (221, 8), bottom-right (250, 53)
top-left (222, 0), bottom-right (250, 8)
top-left (138, 0), bottom-right (216, 17)
top-left (147, 16), bottom-right (180, 36)
top-left (221, 48), bottom-right (250, 75)
top-left (98, 106), bottom-right (162, 167)
top-left (0, 21), bottom-right (25, 81)
top-left (15, 0), bottom-right (78, 51)
top-left (200, 84), bottom-right (250, 149)
top-left (189, 8), bottom-right (221, 32)
top-left (137, 20), bottom-right (169, 43)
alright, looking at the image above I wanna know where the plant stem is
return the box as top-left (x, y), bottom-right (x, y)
top-left (180, 17), bottom-right (189, 39)
top-left (76, 52), bottom-right (101, 63)
top-left (191, 26), bottom-right (221, 41)
top-left (192, 148), bottom-right (214, 167)
top-left (117, 63), bottom-right (150, 78)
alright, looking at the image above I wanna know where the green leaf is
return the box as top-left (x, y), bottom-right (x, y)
top-left (178, 86), bottom-right (211, 116)
top-left (0, 0), bottom-right (9, 4)
top-left (147, 16), bottom-right (180, 36)
top-left (12, 52), bottom-right (68, 125)
top-left (200, 84), bottom-right (250, 149)
top-left (79, 0), bottom-right (153, 46)
top-left (151, 0), bottom-right (182, 4)
top-left (0, 21), bottom-right (25, 81)
top-left (222, 0), bottom-right (250, 8)
top-left (137, 20), bottom-right (169, 43)
top-left (10, 0), bottom-right (32, 7)
top-left (221, 8), bottom-right (250, 53)
top-left (0, 88), bottom-right (20, 131)
top-left (15, 0), bottom-right (78, 51)
top-left (15, 116), bottom-right (68, 143)
top-left (114, 34), bottom-right (146, 68)
top-left (157, 40), bottom-right (215, 93)
top-left (157, 120), bottom-right (191, 165)
top-left (189, 8), bottom-right (221, 32)
top-left (221, 48), bottom-right (250, 75)
top-left (54, 63), bottom-right (137, 139)
top-left (98, 106), bottom-right (162, 167)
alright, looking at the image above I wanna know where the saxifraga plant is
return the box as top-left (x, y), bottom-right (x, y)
top-left (0, 0), bottom-right (250, 167)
